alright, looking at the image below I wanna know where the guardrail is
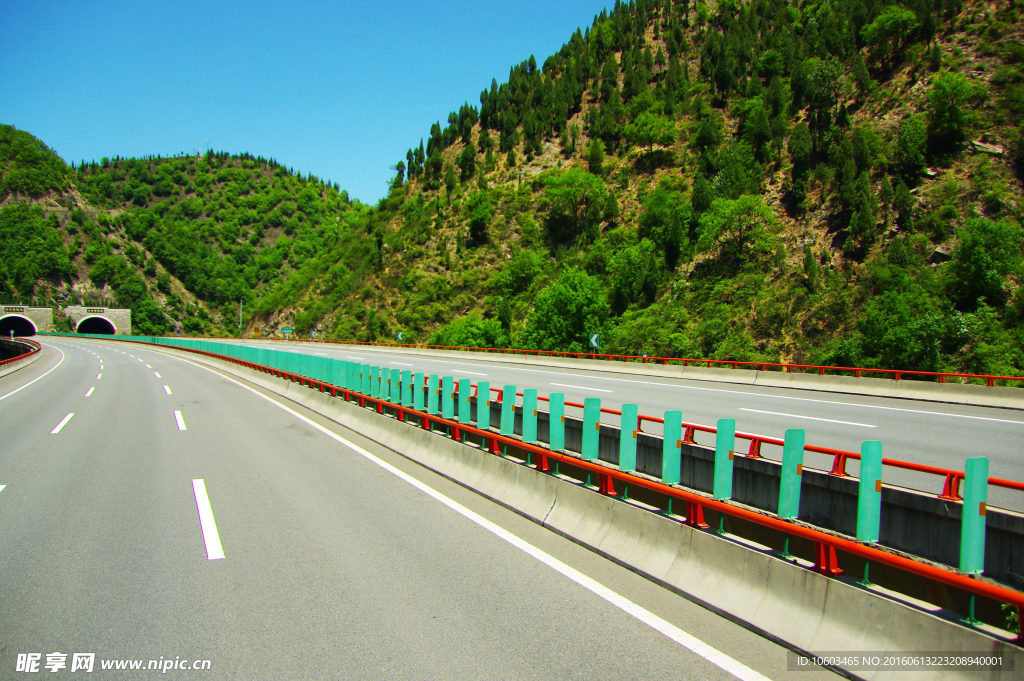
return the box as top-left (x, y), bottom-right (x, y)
top-left (41, 333), bottom-right (1024, 501)
top-left (54, 332), bottom-right (1024, 635)
top-left (0, 338), bottom-right (41, 368)
top-left (324, 339), bottom-right (1024, 388)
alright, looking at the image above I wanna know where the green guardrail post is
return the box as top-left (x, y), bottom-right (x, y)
top-left (619, 404), bottom-right (638, 473)
top-left (413, 372), bottom-right (425, 411)
top-left (427, 374), bottom-right (439, 414)
top-left (361, 364), bottom-right (371, 394)
top-left (401, 370), bottom-right (413, 407)
top-left (457, 378), bottom-right (471, 423)
top-left (960, 456), bottom-right (989, 575)
top-left (713, 418), bottom-right (736, 501)
top-left (522, 389), bottom-right (538, 443)
top-left (582, 398), bottom-right (601, 460)
top-left (778, 428), bottom-right (806, 520)
top-left (857, 440), bottom-right (883, 544)
top-left (662, 410), bottom-right (682, 489)
top-left (549, 393), bottom-right (564, 452)
top-left (476, 381), bottom-right (491, 429)
top-left (370, 366), bottom-right (381, 399)
top-left (499, 385), bottom-right (516, 436)
top-left (442, 376), bottom-right (455, 420)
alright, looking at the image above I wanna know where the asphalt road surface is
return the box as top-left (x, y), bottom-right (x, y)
top-left (212, 339), bottom-right (1024, 513)
top-left (0, 338), bottom-right (840, 680)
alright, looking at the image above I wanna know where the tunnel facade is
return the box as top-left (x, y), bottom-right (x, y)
top-left (64, 306), bottom-right (131, 335)
top-left (76, 316), bottom-right (117, 334)
top-left (0, 307), bottom-right (53, 336)
top-left (0, 314), bottom-right (38, 337)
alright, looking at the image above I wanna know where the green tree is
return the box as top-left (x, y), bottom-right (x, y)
top-left (895, 115), bottom-right (928, 178)
top-left (861, 6), bottom-right (920, 67)
top-left (697, 194), bottom-right (776, 264)
top-left (714, 141), bottom-right (762, 199)
top-left (610, 238), bottom-right (661, 313)
top-left (520, 268), bottom-right (611, 352)
top-left (465, 191), bottom-right (493, 244)
top-left (948, 218), bottom-right (1023, 311)
top-left (542, 168), bottom-right (607, 241)
top-left (458, 142), bottom-right (477, 181)
top-left (496, 249), bottom-right (543, 296)
top-left (444, 164), bottom-right (457, 197)
top-left (587, 138), bottom-right (606, 175)
top-left (640, 184), bottom-right (690, 268)
top-left (624, 112), bottom-right (676, 152)
top-left (927, 71), bottom-right (973, 151)
top-left (429, 312), bottom-right (508, 348)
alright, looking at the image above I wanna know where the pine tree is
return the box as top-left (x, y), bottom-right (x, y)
top-left (879, 175), bottom-right (894, 226)
top-left (587, 138), bottom-right (605, 175)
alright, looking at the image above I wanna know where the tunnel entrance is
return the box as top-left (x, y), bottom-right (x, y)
top-left (0, 315), bottom-right (37, 337)
top-left (76, 316), bottom-right (116, 335)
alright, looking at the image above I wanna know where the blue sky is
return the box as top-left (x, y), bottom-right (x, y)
top-left (0, 0), bottom-right (609, 203)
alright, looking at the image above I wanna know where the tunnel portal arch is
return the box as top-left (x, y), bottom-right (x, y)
top-left (0, 314), bottom-right (38, 337)
top-left (76, 316), bottom-right (117, 335)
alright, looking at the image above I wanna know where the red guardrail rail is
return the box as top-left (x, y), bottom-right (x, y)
top-left (114, 338), bottom-right (1024, 629)
top-left (0, 338), bottom-right (41, 368)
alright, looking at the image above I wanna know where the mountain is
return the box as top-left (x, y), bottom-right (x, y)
top-left (2, 0), bottom-right (1023, 379)
top-left (0, 123), bottom-right (372, 335)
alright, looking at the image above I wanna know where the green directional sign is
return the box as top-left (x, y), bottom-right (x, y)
top-left (281, 327), bottom-right (293, 334)
top-left (589, 334), bottom-right (600, 348)
top-left (397, 331), bottom-right (404, 341)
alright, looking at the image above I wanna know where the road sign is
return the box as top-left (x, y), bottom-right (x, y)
top-left (282, 327), bottom-right (293, 334)
top-left (397, 332), bottom-right (404, 341)
top-left (589, 334), bottom-right (600, 348)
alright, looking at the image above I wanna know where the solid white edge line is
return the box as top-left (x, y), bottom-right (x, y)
top-left (452, 369), bottom-right (487, 376)
top-left (156, 350), bottom-right (770, 681)
top-left (164, 385), bottom-right (172, 395)
top-left (191, 479), bottom-right (225, 560)
top-left (0, 344), bottom-right (66, 402)
top-left (174, 410), bottom-right (187, 430)
top-left (50, 413), bottom-right (74, 434)
top-left (85, 387), bottom-right (95, 397)
top-left (739, 408), bottom-right (877, 428)
top-left (550, 382), bottom-right (614, 393)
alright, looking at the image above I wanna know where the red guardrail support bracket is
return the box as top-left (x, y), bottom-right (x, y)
top-left (830, 453), bottom-right (850, 477)
top-left (536, 453), bottom-right (550, 472)
top-left (747, 439), bottom-right (762, 459)
top-left (598, 472), bottom-right (616, 496)
top-left (815, 542), bottom-right (843, 577)
top-left (939, 474), bottom-right (963, 501)
top-left (684, 501), bottom-right (709, 529)
top-left (683, 426), bottom-right (696, 445)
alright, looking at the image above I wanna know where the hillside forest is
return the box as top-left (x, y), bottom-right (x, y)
top-left (1, 0), bottom-right (1023, 380)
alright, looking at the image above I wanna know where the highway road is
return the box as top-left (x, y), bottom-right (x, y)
top-left (0, 337), bottom-right (837, 680)
top-left (215, 339), bottom-right (1024, 512)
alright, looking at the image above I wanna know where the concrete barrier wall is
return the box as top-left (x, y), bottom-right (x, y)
top-left (0, 339), bottom-right (41, 379)
top-left (463, 396), bottom-right (1024, 588)
top-left (134, 343), bottom-right (1024, 680)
